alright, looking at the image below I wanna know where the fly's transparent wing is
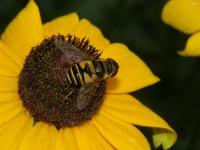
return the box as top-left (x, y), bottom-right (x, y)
top-left (77, 82), bottom-right (99, 110)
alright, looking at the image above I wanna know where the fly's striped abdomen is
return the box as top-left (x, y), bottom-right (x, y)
top-left (78, 61), bottom-right (95, 84)
top-left (92, 60), bottom-right (106, 79)
top-left (66, 64), bottom-right (84, 86)
top-left (66, 61), bottom-right (95, 86)
top-left (66, 58), bottom-right (119, 87)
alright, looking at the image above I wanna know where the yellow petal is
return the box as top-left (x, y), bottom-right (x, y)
top-left (43, 12), bottom-right (79, 37)
top-left (102, 43), bottom-right (159, 93)
top-left (0, 99), bottom-right (24, 127)
top-left (0, 100), bottom-right (23, 115)
top-left (82, 122), bottom-right (114, 150)
top-left (0, 76), bottom-right (18, 92)
top-left (18, 122), bottom-right (58, 150)
top-left (0, 67), bottom-right (16, 78)
top-left (71, 19), bottom-right (110, 50)
top-left (0, 112), bottom-right (32, 150)
top-left (0, 92), bottom-right (23, 126)
top-left (162, 0), bottom-right (200, 34)
top-left (93, 110), bottom-right (150, 150)
top-left (73, 121), bottom-right (114, 150)
top-left (56, 128), bottom-right (79, 150)
top-left (72, 126), bottom-right (92, 150)
top-left (0, 92), bottom-right (19, 102)
top-left (101, 94), bottom-right (177, 149)
top-left (0, 41), bottom-right (22, 76)
top-left (179, 31), bottom-right (200, 56)
top-left (1, 0), bottom-right (43, 60)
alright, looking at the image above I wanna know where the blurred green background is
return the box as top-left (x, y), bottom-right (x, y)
top-left (0, 0), bottom-right (199, 149)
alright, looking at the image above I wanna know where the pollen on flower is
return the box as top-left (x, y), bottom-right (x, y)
top-left (18, 35), bottom-right (106, 129)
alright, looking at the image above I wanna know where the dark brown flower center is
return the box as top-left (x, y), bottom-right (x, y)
top-left (18, 35), bottom-right (106, 129)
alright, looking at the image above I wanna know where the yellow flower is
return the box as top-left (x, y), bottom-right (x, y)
top-left (0, 1), bottom-right (176, 150)
top-left (162, 0), bottom-right (200, 56)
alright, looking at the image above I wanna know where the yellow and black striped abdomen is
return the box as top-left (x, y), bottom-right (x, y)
top-left (66, 61), bottom-right (95, 87)
top-left (66, 63), bottom-right (84, 86)
top-left (66, 58), bottom-right (119, 87)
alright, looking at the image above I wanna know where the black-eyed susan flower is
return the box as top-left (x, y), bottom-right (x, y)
top-left (162, 0), bottom-right (200, 56)
top-left (0, 1), bottom-right (176, 150)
